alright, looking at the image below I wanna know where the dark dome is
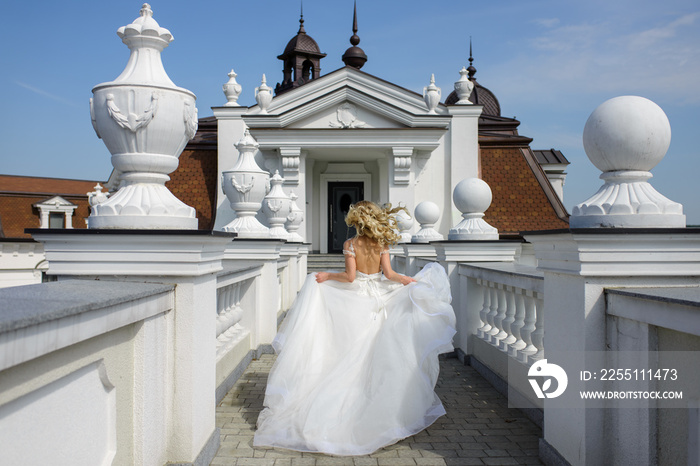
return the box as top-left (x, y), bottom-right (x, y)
top-left (283, 33), bottom-right (324, 56)
top-left (445, 82), bottom-right (501, 117)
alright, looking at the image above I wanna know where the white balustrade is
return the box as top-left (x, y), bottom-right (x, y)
top-left (461, 264), bottom-right (544, 366)
top-left (216, 279), bottom-right (251, 359)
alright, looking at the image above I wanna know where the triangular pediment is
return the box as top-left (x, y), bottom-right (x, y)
top-left (34, 196), bottom-right (76, 208)
top-left (243, 67), bottom-right (450, 130)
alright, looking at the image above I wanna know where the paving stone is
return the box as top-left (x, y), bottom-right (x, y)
top-left (414, 459), bottom-right (447, 466)
top-left (211, 355), bottom-right (543, 466)
top-left (482, 457), bottom-right (520, 465)
top-left (353, 458), bottom-right (379, 466)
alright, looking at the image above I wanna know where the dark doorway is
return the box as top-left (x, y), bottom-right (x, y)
top-left (328, 182), bottom-right (364, 253)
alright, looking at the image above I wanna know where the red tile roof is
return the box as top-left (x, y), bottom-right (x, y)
top-left (0, 175), bottom-right (102, 238)
top-left (481, 146), bottom-right (569, 235)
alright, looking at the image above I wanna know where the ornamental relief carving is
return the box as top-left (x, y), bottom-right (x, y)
top-left (329, 103), bottom-right (366, 129)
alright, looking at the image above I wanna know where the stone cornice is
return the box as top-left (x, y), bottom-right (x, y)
top-left (249, 128), bottom-right (446, 150)
top-left (524, 230), bottom-right (700, 276)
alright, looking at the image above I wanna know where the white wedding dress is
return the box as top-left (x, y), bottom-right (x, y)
top-left (253, 262), bottom-right (456, 456)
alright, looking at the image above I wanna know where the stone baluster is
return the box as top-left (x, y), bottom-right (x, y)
top-left (492, 285), bottom-right (508, 343)
top-left (486, 285), bottom-right (501, 339)
top-left (528, 292), bottom-right (545, 363)
top-left (476, 279), bottom-right (492, 337)
top-left (216, 281), bottom-right (246, 356)
top-left (499, 287), bottom-right (518, 350)
top-left (508, 290), bottom-right (528, 357)
top-left (518, 291), bottom-right (538, 363)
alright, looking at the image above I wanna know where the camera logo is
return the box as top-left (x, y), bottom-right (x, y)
top-left (528, 359), bottom-right (568, 399)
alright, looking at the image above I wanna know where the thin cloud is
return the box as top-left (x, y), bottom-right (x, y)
top-left (533, 18), bottom-right (560, 28)
top-left (15, 81), bottom-right (81, 108)
top-left (492, 11), bottom-right (700, 106)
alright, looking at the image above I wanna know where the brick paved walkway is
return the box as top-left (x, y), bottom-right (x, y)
top-left (212, 355), bottom-right (543, 466)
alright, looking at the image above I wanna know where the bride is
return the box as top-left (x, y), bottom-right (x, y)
top-left (253, 201), bottom-right (456, 456)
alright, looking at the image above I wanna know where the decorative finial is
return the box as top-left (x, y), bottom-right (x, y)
top-left (140, 3), bottom-right (153, 17)
top-left (350, 1), bottom-right (360, 46)
top-left (342, 1), bottom-right (367, 69)
top-left (298, 1), bottom-right (306, 34)
top-left (467, 37), bottom-right (477, 80)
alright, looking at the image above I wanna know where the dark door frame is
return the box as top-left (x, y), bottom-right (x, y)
top-left (327, 181), bottom-right (364, 253)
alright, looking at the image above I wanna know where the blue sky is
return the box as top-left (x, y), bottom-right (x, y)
top-left (1, 0), bottom-right (698, 224)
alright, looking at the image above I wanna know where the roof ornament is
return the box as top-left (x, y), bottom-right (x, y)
top-left (467, 37), bottom-right (477, 80)
top-left (298, 0), bottom-right (306, 34)
top-left (341, 1), bottom-right (367, 69)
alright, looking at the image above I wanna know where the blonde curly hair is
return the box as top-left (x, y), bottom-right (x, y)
top-left (344, 201), bottom-right (409, 247)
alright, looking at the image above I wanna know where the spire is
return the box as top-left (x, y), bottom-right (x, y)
top-left (350, 1), bottom-right (359, 45)
top-left (467, 37), bottom-right (477, 80)
top-left (342, 1), bottom-right (367, 69)
top-left (298, 1), bottom-right (306, 34)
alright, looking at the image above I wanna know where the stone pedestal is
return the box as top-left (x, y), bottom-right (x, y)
top-left (30, 229), bottom-right (234, 465)
top-left (525, 230), bottom-right (700, 466)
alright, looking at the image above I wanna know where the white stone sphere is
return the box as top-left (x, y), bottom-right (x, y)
top-left (414, 201), bottom-right (440, 225)
top-left (453, 178), bottom-right (492, 214)
top-left (395, 209), bottom-right (414, 230)
top-left (582, 96), bottom-right (671, 173)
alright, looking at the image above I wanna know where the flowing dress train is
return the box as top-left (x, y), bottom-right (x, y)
top-left (253, 262), bottom-right (456, 456)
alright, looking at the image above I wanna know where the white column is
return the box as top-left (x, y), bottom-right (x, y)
top-left (446, 106), bottom-right (482, 226)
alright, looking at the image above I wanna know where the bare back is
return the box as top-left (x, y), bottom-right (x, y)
top-left (344, 236), bottom-right (386, 274)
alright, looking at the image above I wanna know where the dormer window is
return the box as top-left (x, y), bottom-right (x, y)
top-left (34, 196), bottom-right (77, 229)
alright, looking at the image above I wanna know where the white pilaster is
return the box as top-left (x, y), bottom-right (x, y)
top-left (446, 105), bottom-right (482, 226)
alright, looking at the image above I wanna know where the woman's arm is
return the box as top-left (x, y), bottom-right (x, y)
top-left (380, 249), bottom-right (416, 286)
top-left (316, 240), bottom-right (357, 283)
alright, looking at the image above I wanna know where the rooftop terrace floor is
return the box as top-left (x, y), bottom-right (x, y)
top-left (212, 354), bottom-right (543, 466)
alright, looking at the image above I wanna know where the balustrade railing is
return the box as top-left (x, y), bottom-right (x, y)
top-left (459, 263), bottom-right (544, 365)
top-left (216, 277), bottom-right (253, 360)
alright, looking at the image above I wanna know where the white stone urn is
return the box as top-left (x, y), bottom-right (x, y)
top-left (255, 74), bottom-right (273, 114)
top-left (423, 74), bottom-right (441, 114)
top-left (221, 130), bottom-right (271, 237)
top-left (571, 96), bottom-right (685, 228)
top-left (412, 201), bottom-right (444, 243)
top-left (285, 191), bottom-right (305, 242)
top-left (396, 209), bottom-right (414, 243)
top-left (448, 178), bottom-right (499, 240)
top-left (223, 69), bottom-right (242, 106)
top-left (262, 171), bottom-right (292, 239)
top-left (87, 184), bottom-right (109, 208)
top-left (454, 67), bottom-right (474, 104)
top-left (88, 3), bottom-right (198, 229)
